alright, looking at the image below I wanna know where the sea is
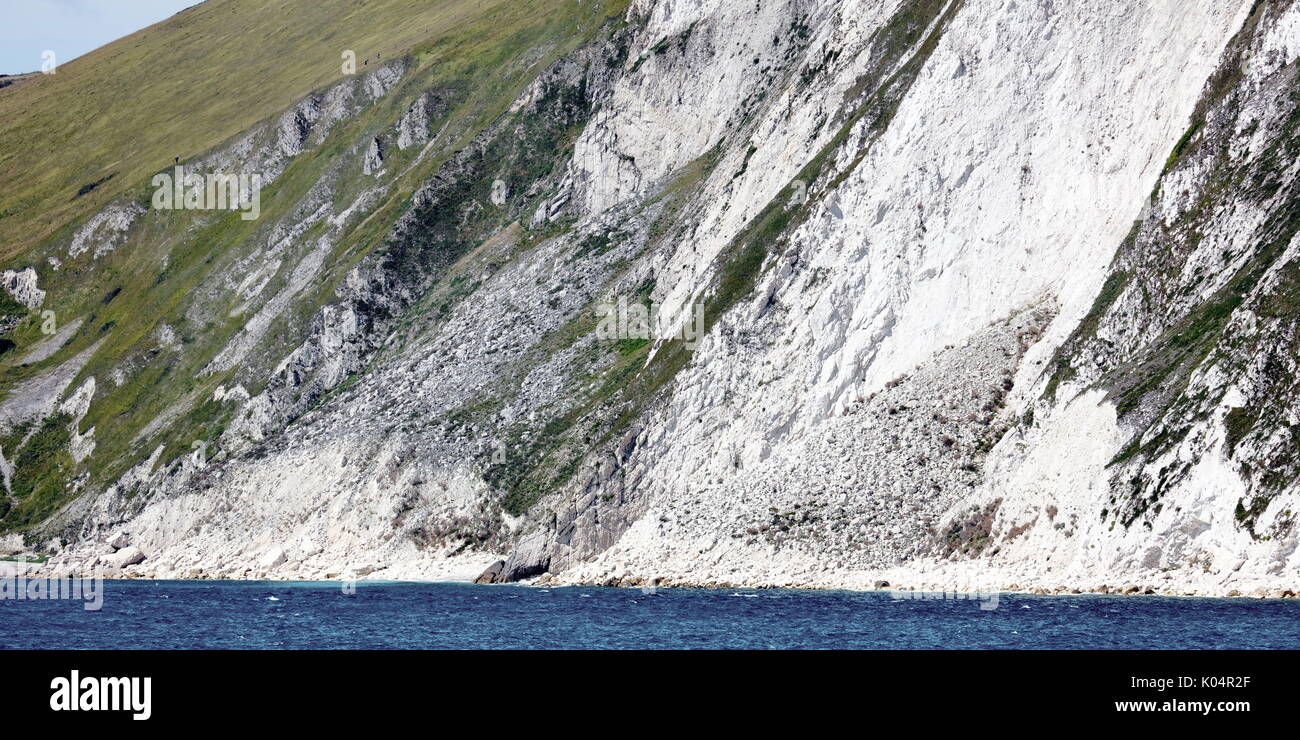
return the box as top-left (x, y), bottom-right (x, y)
top-left (3, 580), bottom-right (1299, 649)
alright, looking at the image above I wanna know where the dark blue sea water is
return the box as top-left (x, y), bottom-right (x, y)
top-left (3, 580), bottom-right (1298, 649)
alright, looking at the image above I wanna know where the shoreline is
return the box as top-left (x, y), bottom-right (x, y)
top-left (7, 567), bottom-right (1298, 600)
top-left (537, 576), bottom-right (1300, 600)
top-left (8, 544), bottom-right (1297, 599)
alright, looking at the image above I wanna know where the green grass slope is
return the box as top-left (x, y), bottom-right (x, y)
top-left (0, 0), bottom-right (544, 260)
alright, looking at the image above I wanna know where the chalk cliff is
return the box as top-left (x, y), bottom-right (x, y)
top-left (2, 0), bottom-right (1298, 596)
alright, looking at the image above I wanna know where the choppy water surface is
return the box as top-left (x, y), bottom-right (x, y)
top-left (4, 580), bottom-right (1298, 649)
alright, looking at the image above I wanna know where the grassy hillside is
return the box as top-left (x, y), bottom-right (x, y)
top-left (0, 0), bottom-right (633, 534)
top-left (0, 0), bottom-right (542, 260)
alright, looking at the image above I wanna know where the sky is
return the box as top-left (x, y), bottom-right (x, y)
top-left (1, 0), bottom-right (201, 75)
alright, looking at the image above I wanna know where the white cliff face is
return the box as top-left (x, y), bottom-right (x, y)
top-left (67, 434), bottom-right (502, 581)
top-left (542, 0), bottom-right (1276, 593)
top-left (564, 0), bottom-right (1242, 479)
top-left (10, 0), bottom-right (1300, 596)
top-left (964, 0), bottom-right (1300, 595)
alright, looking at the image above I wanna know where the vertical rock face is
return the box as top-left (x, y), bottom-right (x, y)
top-left (5, 0), bottom-right (1300, 594)
top-left (983, 0), bottom-right (1300, 591)
top-left (396, 94), bottom-right (432, 151)
top-left (1, 267), bottom-right (45, 308)
top-left (362, 138), bottom-right (385, 176)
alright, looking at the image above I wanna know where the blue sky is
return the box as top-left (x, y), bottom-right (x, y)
top-left (1, 0), bottom-right (200, 75)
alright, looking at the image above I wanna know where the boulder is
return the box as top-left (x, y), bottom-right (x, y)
top-left (258, 546), bottom-right (287, 569)
top-left (498, 533), bottom-right (551, 583)
top-left (474, 560), bottom-right (505, 585)
top-left (106, 531), bottom-right (131, 551)
top-left (490, 179), bottom-right (509, 206)
top-left (111, 546), bottom-right (146, 567)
